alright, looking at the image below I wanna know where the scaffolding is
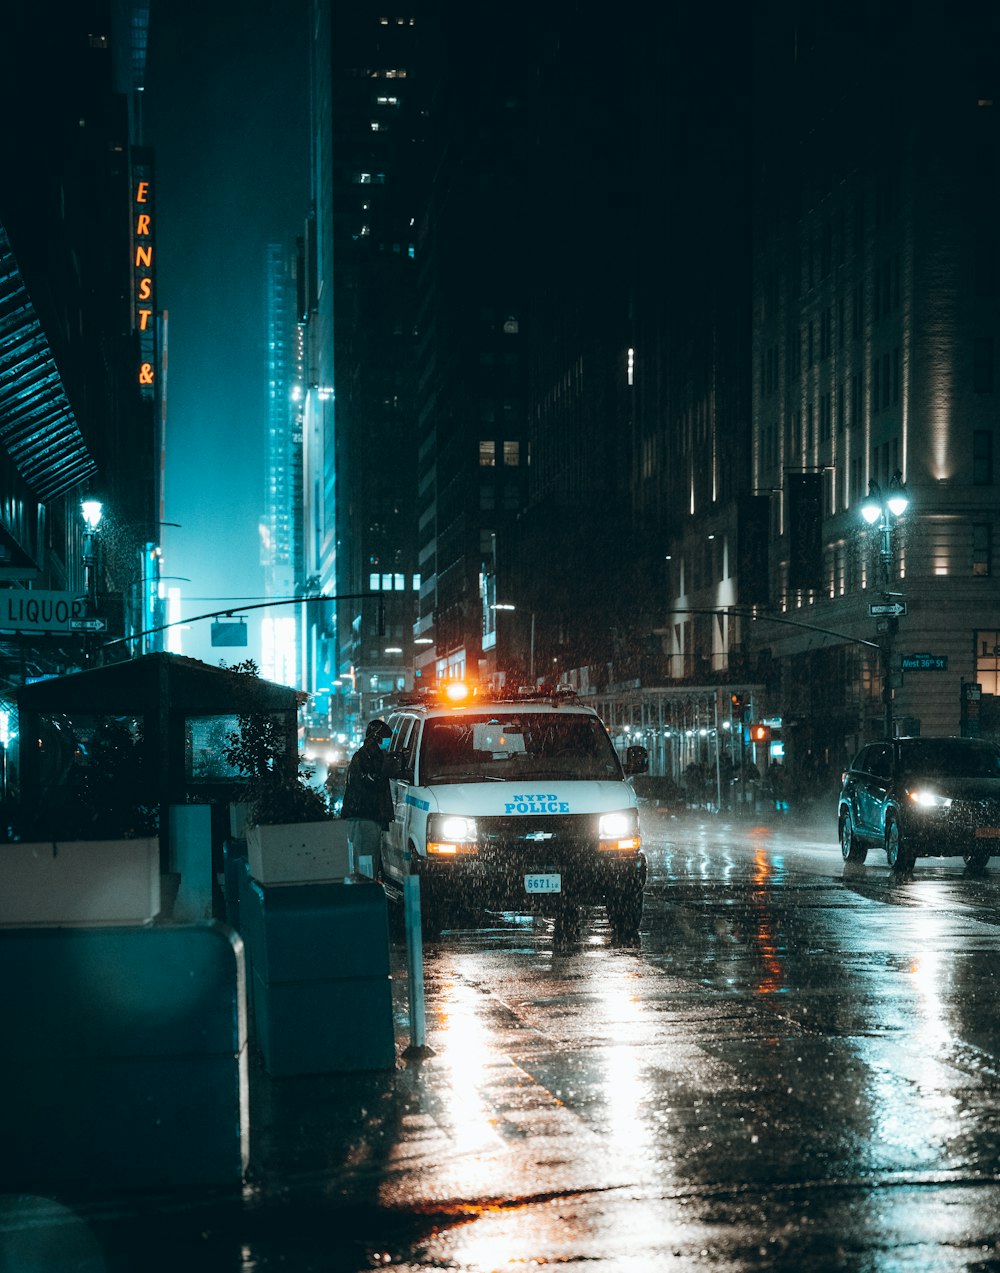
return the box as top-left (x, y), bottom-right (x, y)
top-left (589, 683), bottom-right (766, 812)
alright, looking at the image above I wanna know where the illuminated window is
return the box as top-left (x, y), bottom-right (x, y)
top-left (369, 572), bottom-right (380, 590)
top-left (972, 628), bottom-right (997, 692)
top-left (503, 441), bottom-right (519, 465)
top-left (479, 440), bottom-right (496, 467)
top-left (382, 573), bottom-right (393, 590)
top-left (977, 631), bottom-right (1000, 695)
top-left (974, 524), bottom-right (992, 577)
top-left (394, 573), bottom-right (404, 590)
top-left (412, 573), bottom-right (420, 591)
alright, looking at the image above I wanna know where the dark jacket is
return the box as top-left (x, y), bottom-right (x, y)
top-left (340, 739), bottom-right (395, 828)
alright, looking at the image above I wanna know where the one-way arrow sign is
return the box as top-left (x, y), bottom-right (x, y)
top-left (868, 601), bottom-right (907, 618)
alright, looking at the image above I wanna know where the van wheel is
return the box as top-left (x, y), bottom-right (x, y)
top-left (552, 903), bottom-right (581, 946)
top-left (607, 888), bottom-right (643, 945)
top-left (963, 847), bottom-right (991, 873)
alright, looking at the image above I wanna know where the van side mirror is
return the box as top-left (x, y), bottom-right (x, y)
top-left (624, 745), bottom-right (649, 776)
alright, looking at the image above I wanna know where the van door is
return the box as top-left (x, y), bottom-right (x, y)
top-left (384, 714), bottom-right (416, 882)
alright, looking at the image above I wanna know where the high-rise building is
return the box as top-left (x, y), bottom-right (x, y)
top-left (306, 3), bottom-right (429, 735)
top-left (749, 2), bottom-right (1000, 762)
top-left (411, 14), bottom-right (532, 690)
top-left (261, 242), bottom-right (303, 687)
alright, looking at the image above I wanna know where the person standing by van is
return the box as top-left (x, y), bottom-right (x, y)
top-left (341, 718), bottom-right (394, 876)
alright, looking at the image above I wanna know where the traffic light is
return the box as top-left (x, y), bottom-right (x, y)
top-left (731, 692), bottom-right (750, 724)
top-left (749, 723), bottom-right (771, 745)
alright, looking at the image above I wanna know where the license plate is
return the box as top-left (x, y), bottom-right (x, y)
top-left (525, 873), bottom-right (561, 894)
top-left (975, 827), bottom-right (1000, 838)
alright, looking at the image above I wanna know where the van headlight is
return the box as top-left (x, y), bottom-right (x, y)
top-left (598, 809), bottom-right (641, 852)
top-left (427, 813), bottom-right (479, 856)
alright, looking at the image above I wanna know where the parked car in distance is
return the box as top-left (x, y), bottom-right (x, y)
top-left (838, 736), bottom-right (1000, 873)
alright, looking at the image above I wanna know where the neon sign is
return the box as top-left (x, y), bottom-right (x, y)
top-left (130, 150), bottom-right (156, 397)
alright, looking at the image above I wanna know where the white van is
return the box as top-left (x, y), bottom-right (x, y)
top-left (381, 686), bottom-right (648, 941)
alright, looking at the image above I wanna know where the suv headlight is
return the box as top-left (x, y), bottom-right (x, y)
top-left (427, 813), bottom-right (479, 856)
top-left (906, 788), bottom-right (952, 810)
top-left (598, 808), bottom-right (641, 851)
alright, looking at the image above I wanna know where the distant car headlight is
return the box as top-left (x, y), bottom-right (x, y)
top-left (427, 813), bottom-right (478, 856)
top-left (598, 808), bottom-right (641, 851)
top-left (906, 788), bottom-right (952, 810)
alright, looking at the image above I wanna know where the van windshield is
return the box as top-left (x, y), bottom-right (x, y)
top-left (418, 713), bottom-right (623, 784)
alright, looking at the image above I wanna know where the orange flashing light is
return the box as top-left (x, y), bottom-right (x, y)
top-left (598, 836), bottom-right (642, 853)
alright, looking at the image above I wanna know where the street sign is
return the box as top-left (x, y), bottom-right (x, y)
top-left (901, 653), bottom-right (948, 671)
top-left (868, 601), bottom-right (907, 617)
top-left (0, 589), bottom-right (90, 633)
top-left (70, 617), bottom-right (108, 632)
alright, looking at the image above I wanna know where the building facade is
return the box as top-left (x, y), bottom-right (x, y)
top-left (0, 2), bottom-right (162, 799)
top-left (747, 3), bottom-right (1000, 775)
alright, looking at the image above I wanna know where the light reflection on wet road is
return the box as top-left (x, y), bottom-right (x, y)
top-left (8, 806), bottom-right (1000, 1270)
top-left (378, 806), bottom-right (1000, 1270)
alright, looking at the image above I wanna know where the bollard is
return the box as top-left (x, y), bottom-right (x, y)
top-left (402, 874), bottom-right (433, 1059)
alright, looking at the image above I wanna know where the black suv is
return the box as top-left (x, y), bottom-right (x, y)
top-left (838, 736), bottom-right (1000, 872)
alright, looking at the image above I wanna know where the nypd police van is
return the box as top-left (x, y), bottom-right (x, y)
top-left (380, 685), bottom-right (648, 941)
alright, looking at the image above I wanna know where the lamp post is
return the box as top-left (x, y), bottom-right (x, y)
top-left (80, 499), bottom-right (103, 615)
top-left (860, 471), bottom-right (909, 738)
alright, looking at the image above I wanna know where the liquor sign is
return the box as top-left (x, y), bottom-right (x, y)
top-left (0, 591), bottom-right (90, 633)
top-left (131, 148), bottom-right (156, 399)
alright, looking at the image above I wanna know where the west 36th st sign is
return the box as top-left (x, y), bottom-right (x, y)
top-left (0, 591), bottom-right (92, 633)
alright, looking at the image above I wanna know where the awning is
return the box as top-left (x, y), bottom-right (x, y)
top-left (0, 222), bottom-right (98, 501)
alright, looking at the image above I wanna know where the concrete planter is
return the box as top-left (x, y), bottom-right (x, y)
top-left (246, 820), bottom-right (350, 885)
top-left (0, 838), bottom-right (160, 927)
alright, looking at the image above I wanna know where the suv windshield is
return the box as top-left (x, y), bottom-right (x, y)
top-left (418, 712), bottom-right (623, 784)
top-left (898, 740), bottom-right (1000, 779)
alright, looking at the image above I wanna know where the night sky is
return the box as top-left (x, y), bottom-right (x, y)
top-left (144, 0), bottom-right (309, 664)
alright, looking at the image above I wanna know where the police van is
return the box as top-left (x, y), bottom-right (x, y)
top-left (380, 684), bottom-right (648, 941)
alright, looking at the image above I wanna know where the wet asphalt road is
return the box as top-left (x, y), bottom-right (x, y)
top-left (7, 804), bottom-right (1000, 1271)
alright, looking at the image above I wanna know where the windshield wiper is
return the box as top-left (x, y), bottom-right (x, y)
top-left (427, 771), bottom-right (506, 783)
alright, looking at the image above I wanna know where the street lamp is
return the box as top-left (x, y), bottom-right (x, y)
top-left (860, 471), bottom-right (909, 575)
top-left (860, 471), bottom-right (909, 737)
top-left (80, 499), bottom-right (103, 614)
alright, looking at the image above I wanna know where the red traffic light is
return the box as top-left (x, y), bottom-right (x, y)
top-left (749, 723), bottom-right (771, 744)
